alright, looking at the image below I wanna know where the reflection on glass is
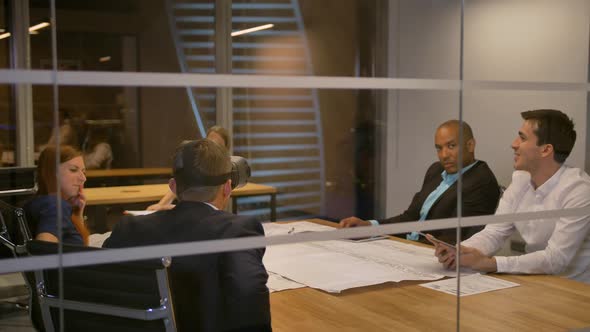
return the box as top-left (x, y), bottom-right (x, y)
top-left (31, 86), bottom-right (139, 168)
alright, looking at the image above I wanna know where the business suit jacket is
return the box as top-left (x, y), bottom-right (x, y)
top-left (103, 201), bottom-right (271, 332)
top-left (380, 160), bottom-right (500, 244)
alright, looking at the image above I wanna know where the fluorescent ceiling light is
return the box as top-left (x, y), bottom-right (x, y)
top-left (231, 24), bottom-right (274, 37)
top-left (99, 56), bottom-right (111, 62)
top-left (0, 22), bottom-right (49, 39)
top-left (29, 22), bottom-right (50, 32)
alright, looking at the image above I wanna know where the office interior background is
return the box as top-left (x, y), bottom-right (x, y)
top-left (1, 0), bottom-right (590, 330)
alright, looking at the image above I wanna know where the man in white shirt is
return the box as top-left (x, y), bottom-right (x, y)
top-left (434, 109), bottom-right (590, 284)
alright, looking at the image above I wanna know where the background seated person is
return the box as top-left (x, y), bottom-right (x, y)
top-left (103, 139), bottom-right (271, 331)
top-left (25, 145), bottom-right (89, 245)
top-left (340, 120), bottom-right (501, 244)
top-left (434, 109), bottom-right (590, 284)
top-left (147, 125), bottom-right (230, 211)
top-left (82, 125), bottom-right (113, 169)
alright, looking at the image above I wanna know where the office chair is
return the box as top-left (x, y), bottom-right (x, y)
top-left (26, 240), bottom-right (176, 332)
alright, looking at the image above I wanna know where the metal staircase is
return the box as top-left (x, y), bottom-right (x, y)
top-left (167, 0), bottom-right (325, 220)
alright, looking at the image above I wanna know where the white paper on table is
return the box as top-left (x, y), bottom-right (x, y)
top-left (361, 240), bottom-right (475, 278)
top-left (263, 221), bottom-right (475, 293)
top-left (264, 239), bottom-right (451, 293)
top-left (263, 221), bottom-right (335, 236)
top-left (88, 232), bottom-right (112, 248)
top-left (267, 271), bottom-right (306, 293)
top-left (124, 210), bottom-right (157, 216)
top-left (419, 274), bottom-right (520, 297)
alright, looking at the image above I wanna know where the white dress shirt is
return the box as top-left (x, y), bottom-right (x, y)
top-left (462, 165), bottom-right (590, 284)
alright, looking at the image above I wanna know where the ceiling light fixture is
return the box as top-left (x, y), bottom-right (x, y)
top-left (29, 22), bottom-right (50, 33)
top-left (0, 32), bottom-right (10, 40)
top-left (231, 23), bottom-right (274, 37)
top-left (99, 56), bottom-right (111, 62)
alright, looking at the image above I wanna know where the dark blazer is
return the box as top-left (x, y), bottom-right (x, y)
top-left (103, 201), bottom-right (271, 332)
top-left (380, 160), bottom-right (500, 244)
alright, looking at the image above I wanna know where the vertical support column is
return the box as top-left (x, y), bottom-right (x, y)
top-left (10, 0), bottom-right (34, 166)
top-left (215, 0), bottom-right (233, 153)
top-left (215, 0), bottom-right (234, 213)
top-left (374, 0), bottom-right (390, 219)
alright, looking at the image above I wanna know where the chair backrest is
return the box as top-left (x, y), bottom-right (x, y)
top-left (26, 240), bottom-right (176, 332)
top-left (0, 199), bottom-right (31, 258)
top-left (0, 167), bottom-right (37, 197)
top-left (0, 207), bottom-right (16, 257)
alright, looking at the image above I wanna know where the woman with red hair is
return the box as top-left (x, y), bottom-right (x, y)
top-left (25, 145), bottom-right (89, 245)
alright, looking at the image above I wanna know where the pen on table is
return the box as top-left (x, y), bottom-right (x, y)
top-left (287, 227), bottom-right (295, 234)
top-left (418, 231), bottom-right (456, 249)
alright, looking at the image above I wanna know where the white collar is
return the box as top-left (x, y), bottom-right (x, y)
top-left (204, 202), bottom-right (218, 210)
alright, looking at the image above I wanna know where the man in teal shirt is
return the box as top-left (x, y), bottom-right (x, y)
top-left (340, 120), bottom-right (501, 244)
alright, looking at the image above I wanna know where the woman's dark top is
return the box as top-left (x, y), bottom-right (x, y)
top-left (24, 195), bottom-right (83, 245)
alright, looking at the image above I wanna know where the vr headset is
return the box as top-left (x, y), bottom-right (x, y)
top-left (173, 141), bottom-right (251, 195)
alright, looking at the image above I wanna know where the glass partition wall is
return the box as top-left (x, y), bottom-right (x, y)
top-left (1, 0), bottom-right (590, 331)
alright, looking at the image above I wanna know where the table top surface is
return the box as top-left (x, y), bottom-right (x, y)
top-left (84, 182), bottom-right (276, 206)
top-left (269, 220), bottom-right (590, 332)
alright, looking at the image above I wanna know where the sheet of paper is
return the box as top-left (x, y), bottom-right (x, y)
top-left (267, 271), bottom-right (306, 293)
top-left (124, 210), bottom-right (157, 216)
top-left (88, 232), bottom-right (112, 248)
top-left (263, 221), bottom-right (335, 236)
top-left (419, 274), bottom-right (520, 296)
top-left (263, 235), bottom-right (471, 293)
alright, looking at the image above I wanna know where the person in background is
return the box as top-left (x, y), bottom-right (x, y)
top-left (340, 120), bottom-right (500, 244)
top-left (146, 125), bottom-right (230, 211)
top-left (83, 125), bottom-right (113, 169)
top-left (25, 145), bottom-right (89, 245)
top-left (434, 110), bottom-right (590, 284)
top-left (104, 139), bottom-right (270, 331)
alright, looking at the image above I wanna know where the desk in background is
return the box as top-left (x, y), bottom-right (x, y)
top-left (84, 168), bottom-right (172, 187)
top-left (269, 219), bottom-right (590, 331)
top-left (84, 182), bottom-right (278, 221)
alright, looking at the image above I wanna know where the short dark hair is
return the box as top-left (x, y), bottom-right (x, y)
top-left (521, 109), bottom-right (576, 163)
top-left (438, 120), bottom-right (474, 142)
top-left (172, 139), bottom-right (232, 201)
top-left (206, 125), bottom-right (230, 149)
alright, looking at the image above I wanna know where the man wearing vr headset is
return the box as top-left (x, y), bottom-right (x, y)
top-left (104, 139), bottom-right (271, 332)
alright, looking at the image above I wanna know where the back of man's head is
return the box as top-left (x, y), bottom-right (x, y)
top-left (173, 139), bottom-right (232, 202)
top-left (521, 109), bottom-right (576, 163)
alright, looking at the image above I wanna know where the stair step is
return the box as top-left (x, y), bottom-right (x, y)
top-left (234, 120), bottom-right (316, 126)
top-left (233, 42), bottom-right (303, 49)
top-left (234, 144), bottom-right (319, 152)
top-left (235, 132), bottom-right (317, 139)
top-left (252, 168), bottom-right (321, 177)
top-left (179, 29), bottom-right (214, 36)
top-left (232, 3), bottom-right (293, 10)
top-left (249, 156), bottom-right (320, 164)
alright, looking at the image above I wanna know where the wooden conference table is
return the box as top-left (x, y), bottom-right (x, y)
top-left (84, 182), bottom-right (278, 221)
top-left (269, 220), bottom-right (590, 331)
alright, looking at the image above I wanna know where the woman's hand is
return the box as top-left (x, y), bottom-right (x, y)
top-left (68, 187), bottom-right (86, 217)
